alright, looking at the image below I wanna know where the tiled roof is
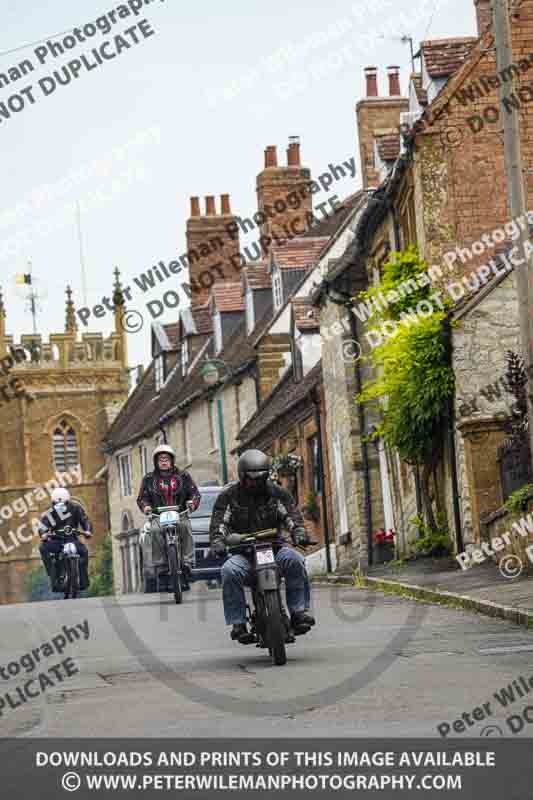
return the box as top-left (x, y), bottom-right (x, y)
top-left (376, 134), bottom-right (400, 162)
top-left (238, 362), bottom-right (322, 449)
top-left (271, 237), bottom-right (329, 271)
top-left (292, 298), bottom-right (320, 331)
top-left (421, 37), bottom-right (478, 79)
top-left (191, 305), bottom-right (213, 334)
top-left (211, 282), bottom-right (245, 312)
top-left (302, 193), bottom-right (363, 238)
top-left (242, 262), bottom-right (271, 293)
top-left (411, 73), bottom-right (428, 107)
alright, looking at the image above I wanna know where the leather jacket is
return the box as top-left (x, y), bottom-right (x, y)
top-left (38, 501), bottom-right (92, 538)
top-left (137, 469), bottom-right (201, 513)
top-left (209, 479), bottom-right (304, 547)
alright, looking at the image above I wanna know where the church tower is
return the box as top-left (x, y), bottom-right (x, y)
top-left (0, 277), bottom-right (130, 604)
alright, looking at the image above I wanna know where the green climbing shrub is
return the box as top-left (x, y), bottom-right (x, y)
top-left (410, 513), bottom-right (452, 557)
top-left (504, 483), bottom-right (533, 516)
top-left (86, 533), bottom-right (114, 597)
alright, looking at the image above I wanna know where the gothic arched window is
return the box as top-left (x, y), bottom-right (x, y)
top-left (53, 420), bottom-right (79, 472)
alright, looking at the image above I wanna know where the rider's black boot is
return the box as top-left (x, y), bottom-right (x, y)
top-left (230, 623), bottom-right (248, 641)
top-left (291, 610), bottom-right (315, 634)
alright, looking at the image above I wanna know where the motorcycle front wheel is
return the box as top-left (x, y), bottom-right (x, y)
top-left (264, 590), bottom-right (287, 666)
top-left (168, 544), bottom-right (182, 604)
top-left (65, 558), bottom-right (79, 599)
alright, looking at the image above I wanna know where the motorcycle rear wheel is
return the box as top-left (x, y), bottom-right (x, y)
top-left (264, 590), bottom-right (287, 666)
top-left (168, 544), bottom-right (182, 604)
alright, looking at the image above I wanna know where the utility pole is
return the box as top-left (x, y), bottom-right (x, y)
top-left (493, 0), bottom-right (533, 463)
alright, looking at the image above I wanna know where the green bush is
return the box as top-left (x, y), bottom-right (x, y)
top-left (86, 533), bottom-right (114, 597)
top-left (410, 514), bottom-right (452, 558)
top-left (504, 484), bottom-right (533, 516)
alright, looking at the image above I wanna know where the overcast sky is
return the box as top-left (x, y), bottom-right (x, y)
top-left (0, 0), bottom-right (476, 369)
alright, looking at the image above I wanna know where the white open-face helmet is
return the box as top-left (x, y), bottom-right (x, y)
top-left (51, 488), bottom-right (71, 504)
top-left (153, 444), bottom-right (175, 469)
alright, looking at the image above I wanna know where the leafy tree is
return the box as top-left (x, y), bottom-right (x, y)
top-left (357, 247), bottom-right (455, 531)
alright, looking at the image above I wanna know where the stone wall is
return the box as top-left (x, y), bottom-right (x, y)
top-left (452, 272), bottom-right (521, 546)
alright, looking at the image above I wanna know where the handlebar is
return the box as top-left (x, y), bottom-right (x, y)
top-left (225, 529), bottom-right (317, 549)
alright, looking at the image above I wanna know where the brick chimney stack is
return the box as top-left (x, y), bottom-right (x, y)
top-left (185, 193), bottom-right (241, 307)
top-left (287, 137), bottom-right (301, 166)
top-left (265, 145), bottom-right (278, 167)
top-left (190, 196), bottom-right (200, 217)
top-left (356, 67), bottom-right (408, 190)
top-left (365, 67), bottom-right (378, 97)
top-left (474, 0), bottom-right (492, 34)
top-left (256, 137), bottom-right (312, 242)
top-left (387, 66), bottom-right (401, 96)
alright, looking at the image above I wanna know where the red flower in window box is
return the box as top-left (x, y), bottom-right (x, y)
top-left (373, 528), bottom-right (396, 545)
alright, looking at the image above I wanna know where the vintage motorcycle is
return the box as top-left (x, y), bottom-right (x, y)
top-left (143, 504), bottom-right (192, 604)
top-left (49, 526), bottom-right (87, 600)
top-left (226, 528), bottom-right (315, 666)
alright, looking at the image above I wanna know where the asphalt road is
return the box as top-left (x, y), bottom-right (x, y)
top-left (2, 582), bottom-right (533, 738)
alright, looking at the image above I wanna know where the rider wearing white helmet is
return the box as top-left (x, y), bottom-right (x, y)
top-left (137, 444), bottom-right (201, 579)
top-left (38, 486), bottom-right (93, 590)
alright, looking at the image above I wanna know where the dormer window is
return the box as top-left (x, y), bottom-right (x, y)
top-left (273, 268), bottom-right (283, 310)
top-left (246, 288), bottom-right (255, 335)
top-left (181, 339), bottom-right (189, 376)
top-left (155, 354), bottom-right (165, 392)
top-left (214, 312), bottom-right (223, 354)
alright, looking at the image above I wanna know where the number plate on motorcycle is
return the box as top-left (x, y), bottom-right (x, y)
top-left (256, 548), bottom-right (275, 565)
top-left (159, 510), bottom-right (179, 525)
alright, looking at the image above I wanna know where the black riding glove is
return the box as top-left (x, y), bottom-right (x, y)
top-left (211, 540), bottom-right (227, 558)
top-left (292, 528), bottom-right (309, 547)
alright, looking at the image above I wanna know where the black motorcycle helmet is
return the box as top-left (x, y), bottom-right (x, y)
top-left (237, 449), bottom-right (270, 492)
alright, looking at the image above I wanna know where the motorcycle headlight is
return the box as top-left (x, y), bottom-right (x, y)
top-left (63, 542), bottom-right (78, 556)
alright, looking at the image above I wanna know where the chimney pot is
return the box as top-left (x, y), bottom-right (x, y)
top-left (365, 67), bottom-right (378, 97)
top-left (220, 194), bottom-right (231, 215)
top-left (287, 137), bottom-right (301, 166)
top-left (387, 65), bottom-right (401, 96)
top-left (205, 195), bottom-right (216, 216)
top-left (190, 196), bottom-right (200, 217)
top-left (264, 145), bottom-right (278, 168)
top-left (474, 0), bottom-right (492, 34)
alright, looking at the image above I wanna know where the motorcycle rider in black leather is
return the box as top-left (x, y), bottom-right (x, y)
top-left (38, 488), bottom-right (92, 590)
top-left (137, 444), bottom-right (201, 586)
top-left (210, 449), bottom-right (315, 641)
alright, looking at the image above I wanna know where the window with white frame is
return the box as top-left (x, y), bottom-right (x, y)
top-left (273, 267), bottom-right (283, 310)
top-left (155, 354), bottom-right (165, 392)
top-left (139, 444), bottom-right (148, 476)
top-left (118, 453), bottom-right (133, 497)
top-left (181, 339), bottom-right (189, 376)
top-left (208, 400), bottom-right (217, 450)
top-left (214, 312), bottom-right (223, 354)
top-left (246, 289), bottom-right (255, 335)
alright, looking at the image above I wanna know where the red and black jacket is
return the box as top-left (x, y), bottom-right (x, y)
top-left (137, 470), bottom-right (201, 513)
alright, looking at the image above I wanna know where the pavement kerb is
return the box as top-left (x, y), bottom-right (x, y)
top-left (311, 573), bottom-right (533, 628)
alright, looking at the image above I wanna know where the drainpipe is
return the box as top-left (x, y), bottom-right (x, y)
top-left (443, 317), bottom-right (463, 553)
top-left (310, 386), bottom-right (332, 574)
top-left (349, 310), bottom-right (374, 567)
top-left (324, 284), bottom-right (374, 568)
